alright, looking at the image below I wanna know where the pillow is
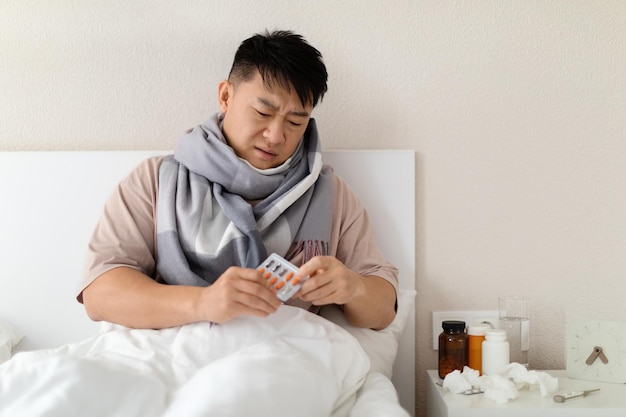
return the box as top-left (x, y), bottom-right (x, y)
top-left (318, 288), bottom-right (416, 379)
top-left (0, 319), bottom-right (24, 364)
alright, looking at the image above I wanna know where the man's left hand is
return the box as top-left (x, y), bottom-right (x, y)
top-left (296, 256), bottom-right (365, 306)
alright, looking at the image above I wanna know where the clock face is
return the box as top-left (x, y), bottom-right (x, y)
top-left (566, 320), bottom-right (626, 383)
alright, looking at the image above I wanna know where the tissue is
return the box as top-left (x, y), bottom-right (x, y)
top-left (442, 364), bottom-right (558, 404)
top-left (479, 374), bottom-right (518, 403)
top-left (499, 363), bottom-right (559, 397)
top-left (442, 369), bottom-right (473, 394)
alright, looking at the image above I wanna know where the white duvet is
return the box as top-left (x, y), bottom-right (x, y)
top-left (0, 305), bottom-right (374, 417)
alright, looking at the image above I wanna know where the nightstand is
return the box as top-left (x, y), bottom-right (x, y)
top-left (426, 369), bottom-right (626, 417)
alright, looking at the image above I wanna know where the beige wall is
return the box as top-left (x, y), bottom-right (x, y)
top-left (2, 1), bottom-right (625, 416)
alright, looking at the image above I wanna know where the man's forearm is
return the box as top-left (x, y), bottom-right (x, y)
top-left (343, 275), bottom-right (396, 330)
top-left (81, 267), bottom-right (203, 329)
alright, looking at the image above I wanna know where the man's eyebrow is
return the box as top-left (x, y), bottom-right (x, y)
top-left (256, 98), bottom-right (310, 117)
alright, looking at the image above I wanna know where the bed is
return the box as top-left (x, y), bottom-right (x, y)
top-left (0, 150), bottom-right (416, 416)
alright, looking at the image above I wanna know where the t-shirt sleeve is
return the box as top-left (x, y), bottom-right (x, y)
top-left (77, 156), bottom-right (165, 303)
top-left (328, 173), bottom-right (400, 295)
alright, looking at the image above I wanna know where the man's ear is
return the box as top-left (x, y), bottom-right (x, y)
top-left (217, 80), bottom-right (232, 113)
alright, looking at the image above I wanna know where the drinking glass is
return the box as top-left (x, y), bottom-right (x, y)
top-left (498, 296), bottom-right (530, 367)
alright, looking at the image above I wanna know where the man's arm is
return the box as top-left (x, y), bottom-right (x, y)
top-left (81, 266), bottom-right (281, 329)
top-left (296, 256), bottom-right (396, 330)
top-left (342, 275), bottom-right (396, 330)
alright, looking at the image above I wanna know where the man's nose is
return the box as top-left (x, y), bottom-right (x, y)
top-left (264, 119), bottom-right (285, 143)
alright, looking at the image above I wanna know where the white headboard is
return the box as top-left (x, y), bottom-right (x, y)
top-left (0, 150), bottom-right (415, 414)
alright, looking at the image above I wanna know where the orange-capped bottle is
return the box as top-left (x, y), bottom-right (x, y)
top-left (467, 325), bottom-right (488, 375)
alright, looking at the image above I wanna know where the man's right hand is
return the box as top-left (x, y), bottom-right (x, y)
top-left (82, 266), bottom-right (281, 329)
top-left (197, 266), bottom-right (282, 323)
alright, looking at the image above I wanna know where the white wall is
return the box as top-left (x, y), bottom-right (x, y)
top-left (2, 1), bottom-right (625, 416)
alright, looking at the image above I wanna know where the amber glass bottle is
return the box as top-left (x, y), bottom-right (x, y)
top-left (438, 320), bottom-right (468, 379)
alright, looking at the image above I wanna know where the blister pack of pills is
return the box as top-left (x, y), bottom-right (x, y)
top-left (257, 253), bottom-right (306, 302)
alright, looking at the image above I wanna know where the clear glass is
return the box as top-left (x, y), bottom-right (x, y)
top-left (498, 296), bottom-right (530, 367)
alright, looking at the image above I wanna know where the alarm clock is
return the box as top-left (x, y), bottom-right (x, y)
top-left (566, 320), bottom-right (626, 383)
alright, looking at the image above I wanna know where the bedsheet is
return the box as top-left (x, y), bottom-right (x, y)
top-left (350, 372), bottom-right (411, 417)
top-left (0, 305), bottom-right (408, 417)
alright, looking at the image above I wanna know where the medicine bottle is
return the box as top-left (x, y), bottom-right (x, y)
top-left (467, 325), bottom-right (488, 375)
top-left (482, 329), bottom-right (510, 375)
top-left (438, 320), bottom-right (468, 379)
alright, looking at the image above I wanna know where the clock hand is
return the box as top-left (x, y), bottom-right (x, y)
top-left (586, 346), bottom-right (608, 365)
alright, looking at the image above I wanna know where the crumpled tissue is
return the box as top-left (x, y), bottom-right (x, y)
top-left (442, 364), bottom-right (559, 404)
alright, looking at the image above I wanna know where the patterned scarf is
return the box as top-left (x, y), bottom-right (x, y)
top-left (156, 113), bottom-right (333, 286)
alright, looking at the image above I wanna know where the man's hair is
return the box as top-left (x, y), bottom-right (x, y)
top-left (228, 30), bottom-right (328, 108)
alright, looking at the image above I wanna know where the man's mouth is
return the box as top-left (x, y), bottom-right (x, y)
top-left (255, 147), bottom-right (277, 160)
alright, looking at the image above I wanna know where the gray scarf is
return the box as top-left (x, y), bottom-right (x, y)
top-left (156, 113), bottom-right (333, 286)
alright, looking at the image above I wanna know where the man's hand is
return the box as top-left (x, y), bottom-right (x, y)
top-left (296, 256), bottom-right (365, 306)
top-left (82, 266), bottom-right (281, 330)
top-left (295, 256), bottom-right (396, 330)
top-left (199, 266), bottom-right (282, 323)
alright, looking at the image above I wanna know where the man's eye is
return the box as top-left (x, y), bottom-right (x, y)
top-left (288, 121), bottom-right (302, 127)
top-left (255, 110), bottom-right (270, 117)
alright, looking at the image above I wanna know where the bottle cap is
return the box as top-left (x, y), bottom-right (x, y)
top-left (468, 324), bottom-right (489, 336)
top-left (442, 320), bottom-right (466, 331)
top-left (485, 329), bottom-right (507, 340)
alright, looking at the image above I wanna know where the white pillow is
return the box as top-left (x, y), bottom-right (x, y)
top-left (319, 288), bottom-right (416, 378)
top-left (0, 320), bottom-right (24, 364)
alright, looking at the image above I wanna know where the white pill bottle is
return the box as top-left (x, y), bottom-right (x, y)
top-left (482, 329), bottom-right (510, 375)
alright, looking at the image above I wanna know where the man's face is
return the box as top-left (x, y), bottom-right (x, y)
top-left (218, 72), bottom-right (313, 170)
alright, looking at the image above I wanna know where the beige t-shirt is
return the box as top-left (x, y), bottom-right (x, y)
top-left (78, 156), bottom-right (398, 310)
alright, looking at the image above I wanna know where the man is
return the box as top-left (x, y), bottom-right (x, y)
top-left (79, 30), bottom-right (397, 331)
